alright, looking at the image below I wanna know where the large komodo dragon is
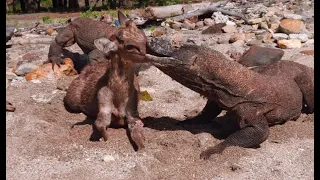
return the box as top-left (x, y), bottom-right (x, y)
top-left (146, 41), bottom-right (314, 160)
top-left (48, 14), bottom-right (118, 67)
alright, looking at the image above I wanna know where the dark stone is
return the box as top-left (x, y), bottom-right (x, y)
top-left (238, 45), bottom-right (284, 67)
top-left (201, 23), bottom-right (226, 34)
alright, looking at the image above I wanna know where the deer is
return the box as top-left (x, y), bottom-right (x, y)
top-left (63, 11), bottom-right (148, 151)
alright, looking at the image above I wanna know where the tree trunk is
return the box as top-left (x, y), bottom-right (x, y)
top-left (63, 0), bottom-right (67, 8)
top-left (68, 0), bottom-right (79, 9)
top-left (85, 0), bottom-right (89, 7)
top-left (58, 0), bottom-right (63, 7)
top-left (52, 0), bottom-right (58, 8)
top-left (19, 0), bottom-right (26, 12)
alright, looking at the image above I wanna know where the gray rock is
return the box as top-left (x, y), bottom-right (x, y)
top-left (304, 39), bottom-right (314, 46)
top-left (288, 34), bottom-right (309, 43)
top-left (212, 12), bottom-right (228, 24)
top-left (14, 63), bottom-right (38, 76)
top-left (272, 33), bottom-right (289, 40)
top-left (283, 13), bottom-right (302, 20)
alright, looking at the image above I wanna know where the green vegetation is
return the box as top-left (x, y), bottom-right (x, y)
top-left (139, 91), bottom-right (153, 101)
top-left (149, 26), bottom-right (156, 32)
top-left (42, 16), bottom-right (52, 23)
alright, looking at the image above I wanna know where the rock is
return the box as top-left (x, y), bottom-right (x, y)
top-left (259, 21), bottom-right (268, 30)
top-left (201, 23), bottom-right (225, 34)
top-left (283, 13), bottom-right (302, 20)
top-left (244, 33), bottom-right (256, 42)
top-left (279, 19), bottom-right (304, 34)
top-left (269, 23), bottom-right (279, 31)
top-left (22, 52), bottom-right (40, 61)
top-left (170, 22), bottom-right (182, 30)
top-left (247, 39), bottom-right (263, 46)
top-left (222, 25), bottom-right (237, 33)
top-left (247, 18), bottom-right (263, 25)
top-left (300, 50), bottom-right (314, 56)
top-left (232, 40), bottom-right (245, 47)
top-left (278, 39), bottom-right (302, 49)
top-left (6, 71), bottom-right (18, 81)
top-left (226, 20), bottom-right (236, 26)
top-left (304, 39), bottom-right (314, 45)
top-left (252, 24), bottom-right (259, 30)
top-left (195, 21), bottom-right (204, 28)
top-left (212, 12), bottom-right (228, 24)
top-left (253, 29), bottom-right (267, 35)
top-left (6, 25), bottom-right (15, 42)
top-left (14, 63), bottom-right (38, 76)
top-left (256, 32), bottom-right (272, 41)
top-left (288, 34), bottom-right (308, 43)
top-left (238, 45), bottom-right (284, 67)
top-left (203, 18), bottom-right (215, 26)
top-left (182, 20), bottom-right (195, 30)
top-left (152, 30), bottom-right (167, 37)
top-left (272, 33), bottom-right (288, 41)
top-left (102, 155), bottom-right (115, 162)
top-left (229, 33), bottom-right (245, 43)
top-left (46, 28), bottom-right (55, 35)
top-left (25, 58), bottom-right (78, 81)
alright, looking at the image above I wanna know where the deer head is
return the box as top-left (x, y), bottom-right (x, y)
top-left (94, 11), bottom-right (148, 63)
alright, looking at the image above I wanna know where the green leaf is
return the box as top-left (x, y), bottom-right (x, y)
top-left (139, 91), bottom-right (153, 101)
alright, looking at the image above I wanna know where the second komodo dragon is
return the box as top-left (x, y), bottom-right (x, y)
top-left (146, 42), bottom-right (314, 160)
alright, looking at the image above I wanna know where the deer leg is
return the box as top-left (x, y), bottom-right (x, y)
top-left (177, 100), bottom-right (222, 126)
top-left (48, 25), bottom-right (75, 67)
top-left (200, 113), bottom-right (269, 160)
top-left (125, 86), bottom-right (145, 151)
top-left (94, 87), bottom-right (113, 141)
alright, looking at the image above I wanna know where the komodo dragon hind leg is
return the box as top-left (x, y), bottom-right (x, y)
top-left (200, 114), bottom-right (269, 160)
top-left (294, 72), bottom-right (314, 114)
top-left (177, 100), bottom-right (222, 126)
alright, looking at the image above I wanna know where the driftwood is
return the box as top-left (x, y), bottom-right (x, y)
top-left (144, 1), bottom-right (226, 20)
top-left (7, 37), bottom-right (54, 46)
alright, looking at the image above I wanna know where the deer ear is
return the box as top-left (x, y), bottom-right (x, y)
top-left (118, 10), bottom-right (128, 26)
top-left (94, 38), bottom-right (118, 55)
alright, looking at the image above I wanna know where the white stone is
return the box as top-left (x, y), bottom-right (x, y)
top-left (103, 155), bottom-right (116, 162)
top-left (212, 12), bottom-right (228, 24)
top-left (226, 20), bottom-right (236, 26)
top-left (272, 33), bottom-right (288, 40)
top-left (284, 13), bottom-right (302, 20)
top-left (289, 34), bottom-right (309, 42)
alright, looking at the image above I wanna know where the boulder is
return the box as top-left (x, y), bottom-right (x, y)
top-left (279, 19), bottom-right (304, 34)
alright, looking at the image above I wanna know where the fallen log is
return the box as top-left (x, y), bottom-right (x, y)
top-left (144, 1), bottom-right (226, 20)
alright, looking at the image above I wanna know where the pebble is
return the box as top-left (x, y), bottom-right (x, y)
top-left (14, 63), bottom-right (38, 76)
top-left (283, 13), bottom-right (302, 20)
top-left (170, 22), bottom-right (182, 30)
top-left (6, 71), bottom-right (18, 80)
top-left (222, 25), bottom-right (238, 33)
top-left (195, 21), bottom-right (204, 28)
top-left (278, 39), bottom-right (302, 49)
top-left (229, 33), bottom-right (245, 43)
top-left (226, 20), bottom-right (236, 26)
top-left (272, 33), bottom-right (289, 40)
top-left (288, 34), bottom-right (308, 42)
top-left (103, 155), bottom-right (116, 162)
top-left (203, 18), bottom-right (215, 26)
top-left (247, 18), bottom-right (263, 25)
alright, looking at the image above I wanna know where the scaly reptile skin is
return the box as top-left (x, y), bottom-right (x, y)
top-left (48, 18), bottom-right (117, 67)
top-left (146, 43), bottom-right (314, 160)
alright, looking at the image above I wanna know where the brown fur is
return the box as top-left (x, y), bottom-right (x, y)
top-left (63, 11), bottom-right (147, 150)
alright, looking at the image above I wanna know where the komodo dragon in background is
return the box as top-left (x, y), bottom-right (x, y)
top-left (146, 39), bottom-right (314, 160)
top-left (48, 15), bottom-right (118, 68)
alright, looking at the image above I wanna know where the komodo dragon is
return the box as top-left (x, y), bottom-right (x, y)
top-left (48, 16), bottom-right (118, 68)
top-left (146, 43), bottom-right (314, 160)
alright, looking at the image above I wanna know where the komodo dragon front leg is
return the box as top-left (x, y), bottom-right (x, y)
top-left (48, 25), bottom-right (76, 67)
